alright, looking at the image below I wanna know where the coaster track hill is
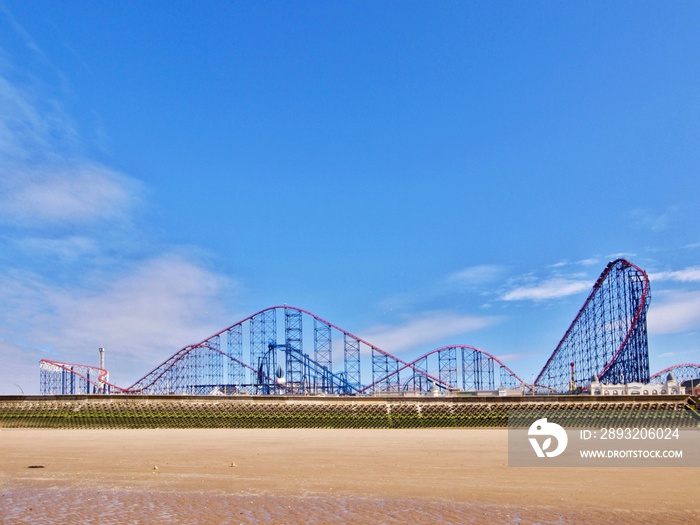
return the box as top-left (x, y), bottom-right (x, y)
top-left (35, 259), bottom-right (698, 399)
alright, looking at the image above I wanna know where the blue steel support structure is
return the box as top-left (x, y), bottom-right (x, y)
top-left (251, 309), bottom-right (277, 393)
top-left (314, 318), bottom-right (333, 391)
top-left (535, 259), bottom-right (651, 393)
top-left (343, 335), bottom-right (361, 392)
top-left (39, 259), bottom-right (657, 397)
top-left (227, 324), bottom-right (245, 392)
top-left (650, 364), bottom-right (700, 387)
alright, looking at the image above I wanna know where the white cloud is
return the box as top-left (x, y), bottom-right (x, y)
top-left (649, 267), bottom-right (700, 283)
top-left (0, 164), bottom-right (142, 227)
top-left (0, 254), bottom-right (234, 390)
top-left (648, 290), bottom-right (700, 335)
top-left (606, 252), bottom-right (637, 261)
top-left (380, 264), bottom-right (508, 311)
top-left (45, 254), bottom-right (231, 358)
top-left (627, 208), bottom-right (677, 233)
top-left (502, 277), bottom-right (590, 301)
top-left (449, 264), bottom-right (507, 285)
top-left (13, 235), bottom-right (98, 260)
top-left (0, 70), bottom-right (78, 165)
top-left (577, 258), bottom-right (601, 267)
top-left (360, 311), bottom-right (503, 354)
top-left (0, 54), bottom-right (142, 232)
top-left (0, 30), bottom-right (237, 392)
top-left (549, 258), bottom-right (600, 269)
top-left (0, 76), bottom-right (51, 162)
top-left (1, 38), bottom-right (140, 230)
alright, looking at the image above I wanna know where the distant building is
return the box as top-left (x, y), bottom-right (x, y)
top-left (683, 378), bottom-right (700, 396)
top-left (589, 374), bottom-right (683, 396)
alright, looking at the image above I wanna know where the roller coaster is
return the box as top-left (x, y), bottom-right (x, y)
top-left (39, 259), bottom-right (699, 396)
top-left (40, 308), bottom-right (526, 395)
top-left (650, 363), bottom-right (700, 386)
top-left (535, 258), bottom-right (651, 392)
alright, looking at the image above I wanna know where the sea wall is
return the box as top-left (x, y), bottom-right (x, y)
top-left (1, 394), bottom-right (696, 429)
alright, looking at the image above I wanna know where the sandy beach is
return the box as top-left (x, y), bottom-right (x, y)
top-left (1, 428), bottom-right (698, 524)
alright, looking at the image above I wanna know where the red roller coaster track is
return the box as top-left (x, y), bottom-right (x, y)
top-left (38, 259), bottom-right (670, 396)
top-left (358, 345), bottom-right (525, 393)
top-left (650, 363), bottom-right (700, 382)
top-left (535, 259), bottom-right (651, 391)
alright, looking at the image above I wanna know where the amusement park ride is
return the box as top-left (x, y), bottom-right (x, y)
top-left (39, 259), bottom-right (700, 396)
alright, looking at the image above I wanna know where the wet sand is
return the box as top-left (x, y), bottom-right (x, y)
top-left (1, 428), bottom-right (698, 524)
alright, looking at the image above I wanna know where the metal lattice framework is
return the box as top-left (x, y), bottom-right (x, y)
top-left (124, 306), bottom-right (449, 395)
top-left (39, 359), bottom-right (123, 395)
top-left (535, 259), bottom-right (651, 393)
top-left (39, 308), bottom-right (523, 396)
top-left (38, 259), bottom-right (664, 397)
top-left (650, 363), bottom-right (700, 385)
top-left (359, 345), bottom-right (525, 394)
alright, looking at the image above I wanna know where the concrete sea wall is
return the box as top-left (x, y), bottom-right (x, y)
top-left (1, 395), bottom-right (696, 429)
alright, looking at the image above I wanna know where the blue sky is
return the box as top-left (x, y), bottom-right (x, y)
top-left (1, 1), bottom-right (699, 394)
